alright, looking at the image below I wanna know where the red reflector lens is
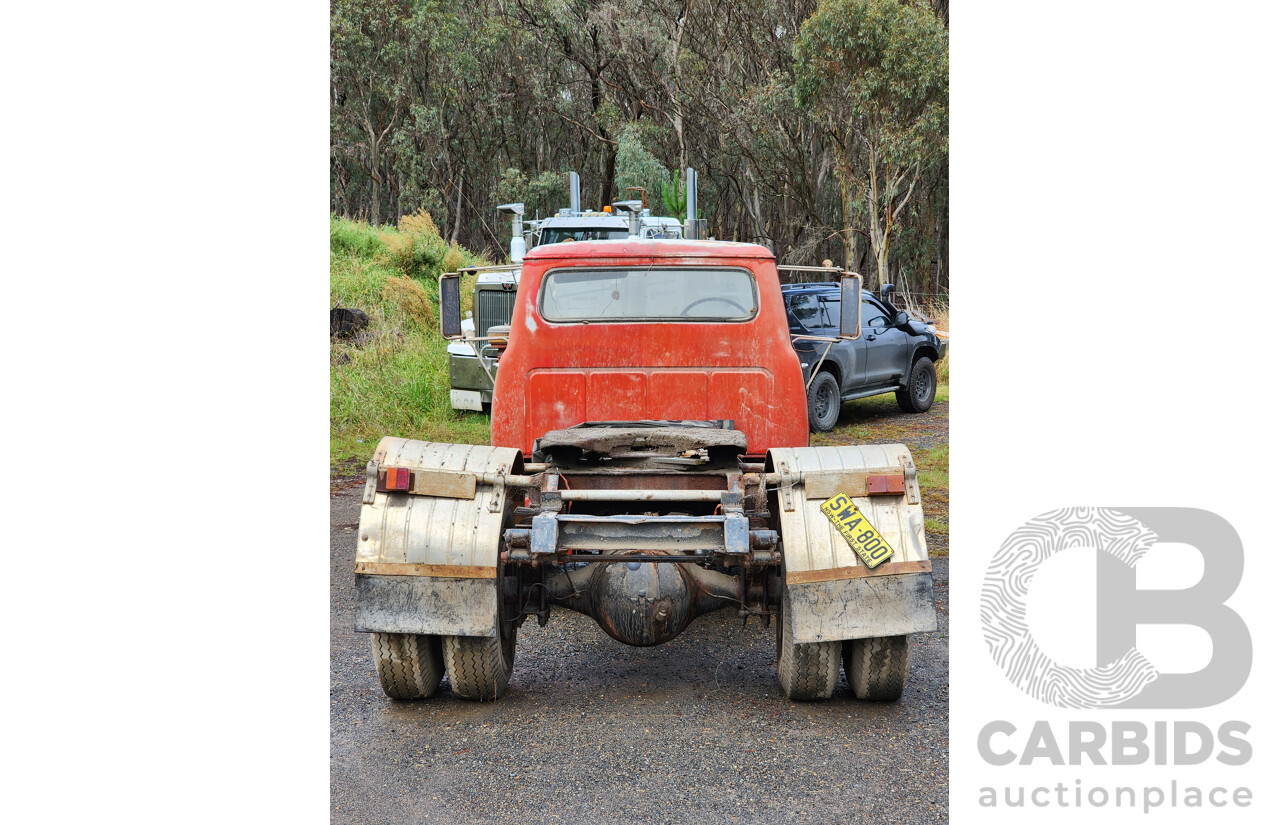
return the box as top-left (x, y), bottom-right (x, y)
top-left (376, 467), bottom-right (413, 492)
top-left (866, 474), bottom-right (906, 495)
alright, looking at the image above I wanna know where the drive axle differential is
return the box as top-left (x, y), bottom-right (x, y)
top-left (544, 554), bottom-right (740, 646)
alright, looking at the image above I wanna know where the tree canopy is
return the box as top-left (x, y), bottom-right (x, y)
top-left (331, 0), bottom-right (949, 296)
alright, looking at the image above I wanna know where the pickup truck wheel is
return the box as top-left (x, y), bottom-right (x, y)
top-left (896, 357), bottom-right (936, 413)
top-left (443, 620), bottom-right (516, 700)
top-left (776, 591), bottom-right (840, 700)
top-left (371, 633), bottom-right (444, 700)
top-left (807, 371), bottom-right (841, 432)
top-left (843, 635), bottom-right (911, 701)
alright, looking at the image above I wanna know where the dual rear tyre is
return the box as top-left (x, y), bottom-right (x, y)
top-left (842, 635), bottom-right (911, 701)
top-left (441, 620), bottom-right (516, 700)
top-left (371, 622), bottom-right (516, 701)
top-left (775, 592), bottom-right (912, 701)
top-left (370, 632), bottom-right (444, 700)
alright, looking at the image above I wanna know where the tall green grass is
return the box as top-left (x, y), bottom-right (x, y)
top-left (330, 213), bottom-right (491, 470)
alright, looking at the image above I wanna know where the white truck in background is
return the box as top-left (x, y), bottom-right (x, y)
top-left (448, 171), bottom-right (685, 411)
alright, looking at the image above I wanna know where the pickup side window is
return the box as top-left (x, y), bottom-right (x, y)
top-left (786, 293), bottom-right (819, 333)
top-left (786, 293), bottom-right (839, 334)
top-left (540, 267), bottom-right (758, 322)
top-left (861, 298), bottom-right (889, 331)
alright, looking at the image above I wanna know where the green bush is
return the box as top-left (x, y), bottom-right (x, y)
top-left (330, 213), bottom-right (491, 471)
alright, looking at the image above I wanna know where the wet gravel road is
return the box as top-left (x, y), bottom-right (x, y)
top-left (331, 486), bottom-right (949, 824)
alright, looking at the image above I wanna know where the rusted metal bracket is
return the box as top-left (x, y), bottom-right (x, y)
top-left (362, 460), bottom-right (379, 505)
top-left (530, 513), bottom-right (557, 554)
top-left (898, 453), bottom-right (921, 505)
top-left (777, 460), bottom-right (796, 512)
top-left (488, 471), bottom-right (506, 512)
top-left (723, 514), bottom-right (750, 554)
top-left (721, 477), bottom-right (749, 554)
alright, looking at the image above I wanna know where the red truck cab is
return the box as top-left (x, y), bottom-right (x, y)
top-left (359, 238), bottom-right (933, 704)
top-left (489, 239), bottom-right (810, 455)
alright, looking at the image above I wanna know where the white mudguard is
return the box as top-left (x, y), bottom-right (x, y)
top-left (767, 444), bottom-right (938, 644)
top-left (354, 437), bottom-right (521, 638)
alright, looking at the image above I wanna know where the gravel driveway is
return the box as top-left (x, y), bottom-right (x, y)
top-left (330, 485), bottom-right (949, 824)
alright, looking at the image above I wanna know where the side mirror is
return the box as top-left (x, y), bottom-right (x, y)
top-left (839, 273), bottom-right (862, 339)
top-left (440, 272), bottom-right (463, 339)
top-left (893, 310), bottom-right (910, 327)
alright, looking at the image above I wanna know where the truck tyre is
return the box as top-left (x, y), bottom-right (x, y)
top-left (896, 357), bottom-right (936, 413)
top-left (843, 635), bottom-right (911, 701)
top-left (443, 622), bottom-right (516, 700)
top-left (776, 592), bottom-right (840, 700)
top-left (371, 632), bottom-right (444, 700)
top-left (807, 371), bottom-right (841, 432)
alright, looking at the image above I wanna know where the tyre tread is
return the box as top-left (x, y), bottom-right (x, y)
top-left (895, 357), bottom-right (936, 413)
top-left (844, 635), bottom-right (911, 701)
top-left (371, 632), bottom-right (443, 700)
top-left (807, 371), bottom-right (841, 432)
top-left (777, 596), bottom-right (840, 700)
top-left (443, 633), bottom-right (513, 700)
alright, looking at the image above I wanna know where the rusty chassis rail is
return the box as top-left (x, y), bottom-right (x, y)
top-left (487, 471), bottom-right (795, 487)
top-left (505, 553), bottom-right (719, 563)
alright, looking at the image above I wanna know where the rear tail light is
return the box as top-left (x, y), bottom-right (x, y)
top-left (376, 467), bottom-right (413, 492)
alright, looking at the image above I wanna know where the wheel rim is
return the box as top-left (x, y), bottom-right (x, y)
top-left (914, 369), bottom-right (932, 401)
top-left (815, 385), bottom-right (832, 419)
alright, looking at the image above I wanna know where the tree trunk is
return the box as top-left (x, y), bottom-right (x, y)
top-left (930, 219), bottom-right (942, 300)
top-left (451, 175), bottom-right (464, 244)
top-left (599, 139), bottom-right (616, 209)
top-left (836, 167), bottom-right (854, 269)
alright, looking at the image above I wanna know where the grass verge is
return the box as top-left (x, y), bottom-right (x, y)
top-left (330, 214), bottom-right (490, 472)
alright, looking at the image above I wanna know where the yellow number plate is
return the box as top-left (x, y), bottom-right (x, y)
top-left (819, 493), bottom-right (895, 569)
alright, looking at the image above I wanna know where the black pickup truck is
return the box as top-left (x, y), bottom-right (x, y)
top-left (781, 282), bottom-right (947, 431)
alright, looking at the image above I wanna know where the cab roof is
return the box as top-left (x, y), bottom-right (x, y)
top-left (523, 238), bottom-right (775, 261)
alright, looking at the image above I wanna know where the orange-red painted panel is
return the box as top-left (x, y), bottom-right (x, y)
top-left (708, 370), bottom-right (771, 447)
top-left (647, 371), bottom-right (709, 421)
top-left (586, 372), bottom-right (646, 420)
top-left (527, 371), bottom-right (586, 435)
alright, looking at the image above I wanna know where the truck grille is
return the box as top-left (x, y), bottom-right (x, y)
top-left (476, 289), bottom-right (517, 337)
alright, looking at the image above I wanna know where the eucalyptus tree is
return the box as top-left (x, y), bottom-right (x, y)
top-left (329, 0), bottom-right (949, 294)
top-left (331, 0), bottom-right (414, 226)
top-left (794, 0), bottom-right (948, 286)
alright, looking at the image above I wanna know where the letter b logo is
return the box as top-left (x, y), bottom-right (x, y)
top-left (981, 507), bottom-right (1251, 708)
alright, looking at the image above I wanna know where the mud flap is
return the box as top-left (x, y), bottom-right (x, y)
top-left (355, 574), bottom-right (499, 638)
top-left (353, 437), bottom-right (521, 638)
top-left (784, 571), bottom-right (937, 644)
top-left (767, 444), bottom-right (939, 644)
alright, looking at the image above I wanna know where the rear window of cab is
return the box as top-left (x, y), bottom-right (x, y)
top-left (538, 266), bottom-right (758, 323)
